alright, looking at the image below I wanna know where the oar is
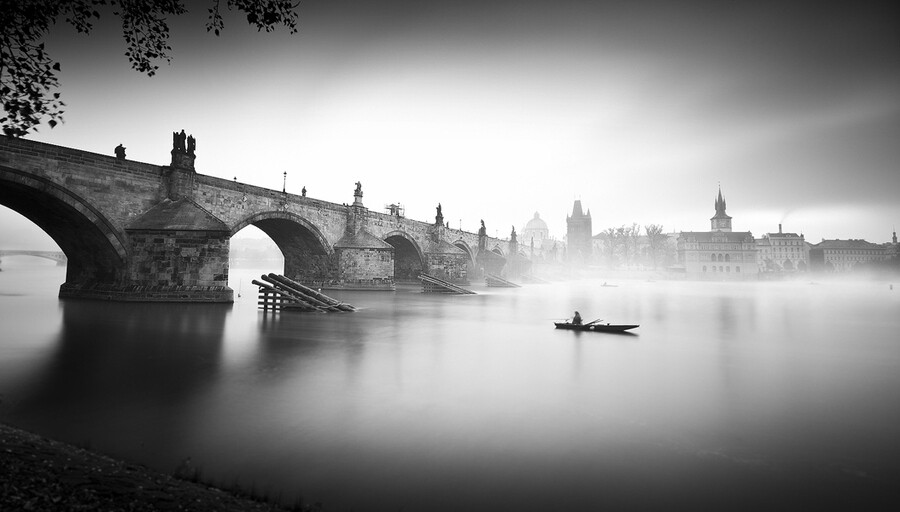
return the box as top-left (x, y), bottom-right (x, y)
top-left (585, 318), bottom-right (603, 325)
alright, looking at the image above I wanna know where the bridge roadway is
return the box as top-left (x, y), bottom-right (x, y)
top-left (0, 135), bottom-right (526, 301)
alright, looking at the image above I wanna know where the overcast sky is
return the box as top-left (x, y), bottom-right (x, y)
top-left (3, 0), bottom-right (899, 250)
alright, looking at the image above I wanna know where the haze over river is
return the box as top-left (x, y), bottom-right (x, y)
top-left (2, 262), bottom-right (899, 510)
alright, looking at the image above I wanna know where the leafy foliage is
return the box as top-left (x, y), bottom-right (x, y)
top-left (1, 0), bottom-right (298, 137)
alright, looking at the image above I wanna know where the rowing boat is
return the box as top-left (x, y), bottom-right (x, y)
top-left (554, 322), bottom-right (639, 333)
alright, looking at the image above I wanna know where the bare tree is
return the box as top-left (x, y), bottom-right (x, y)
top-left (600, 227), bottom-right (617, 268)
top-left (644, 224), bottom-right (666, 269)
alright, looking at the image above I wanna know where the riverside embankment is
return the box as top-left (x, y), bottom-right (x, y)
top-left (1, 423), bottom-right (316, 511)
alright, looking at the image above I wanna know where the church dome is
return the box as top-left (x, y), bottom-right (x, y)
top-left (524, 212), bottom-right (548, 231)
top-left (522, 212), bottom-right (550, 246)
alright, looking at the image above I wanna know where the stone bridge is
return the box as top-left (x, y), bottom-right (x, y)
top-left (0, 250), bottom-right (68, 269)
top-left (0, 135), bottom-right (528, 302)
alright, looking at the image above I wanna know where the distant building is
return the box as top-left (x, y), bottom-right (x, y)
top-left (521, 212), bottom-right (550, 248)
top-left (520, 212), bottom-right (562, 263)
top-left (756, 224), bottom-right (809, 272)
top-left (676, 187), bottom-right (758, 278)
top-left (566, 200), bottom-right (592, 264)
top-left (885, 229), bottom-right (899, 260)
top-left (809, 238), bottom-right (889, 272)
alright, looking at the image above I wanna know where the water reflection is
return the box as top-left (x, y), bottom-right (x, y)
top-left (6, 299), bottom-right (230, 465)
top-left (1, 268), bottom-right (899, 510)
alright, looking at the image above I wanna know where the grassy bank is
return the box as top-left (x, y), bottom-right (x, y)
top-left (1, 423), bottom-right (319, 511)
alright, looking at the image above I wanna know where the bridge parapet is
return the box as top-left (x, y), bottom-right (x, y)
top-left (1, 135), bottom-right (523, 301)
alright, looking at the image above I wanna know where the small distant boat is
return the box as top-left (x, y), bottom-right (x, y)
top-left (554, 321), bottom-right (638, 333)
top-left (600, 282), bottom-right (618, 287)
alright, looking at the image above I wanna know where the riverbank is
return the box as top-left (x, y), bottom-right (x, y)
top-left (0, 423), bottom-right (315, 511)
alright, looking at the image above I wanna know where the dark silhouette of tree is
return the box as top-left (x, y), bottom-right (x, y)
top-left (1, 0), bottom-right (298, 137)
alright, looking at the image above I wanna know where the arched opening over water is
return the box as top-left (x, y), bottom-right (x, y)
top-left (453, 240), bottom-right (478, 280)
top-left (230, 211), bottom-right (333, 284)
top-left (385, 232), bottom-right (425, 283)
top-left (0, 168), bottom-right (127, 290)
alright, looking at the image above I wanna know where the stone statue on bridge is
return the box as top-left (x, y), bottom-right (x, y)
top-left (114, 144), bottom-right (126, 159)
top-left (173, 130), bottom-right (187, 152)
top-left (510, 226), bottom-right (517, 243)
top-left (352, 181), bottom-right (364, 207)
top-left (435, 203), bottom-right (443, 226)
top-left (478, 220), bottom-right (486, 251)
top-left (170, 129), bottom-right (196, 170)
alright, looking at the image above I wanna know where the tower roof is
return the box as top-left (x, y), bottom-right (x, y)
top-left (126, 198), bottom-right (228, 231)
top-left (568, 200), bottom-right (591, 219)
top-left (711, 186), bottom-right (732, 220)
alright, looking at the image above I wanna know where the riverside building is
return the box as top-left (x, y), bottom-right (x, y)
top-left (757, 224), bottom-right (809, 273)
top-left (809, 238), bottom-right (889, 272)
top-left (676, 187), bottom-right (759, 279)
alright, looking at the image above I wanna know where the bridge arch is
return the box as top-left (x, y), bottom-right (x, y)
top-left (452, 239), bottom-right (480, 282)
top-left (231, 211), bottom-right (332, 254)
top-left (384, 230), bottom-right (427, 283)
top-left (0, 167), bottom-right (128, 286)
top-left (452, 239), bottom-right (476, 266)
top-left (231, 211), bottom-right (334, 279)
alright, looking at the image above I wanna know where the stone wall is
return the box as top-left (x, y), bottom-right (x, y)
top-left (127, 229), bottom-right (230, 288)
top-left (426, 252), bottom-right (470, 283)
top-left (0, 136), bottom-right (165, 230)
top-left (336, 247), bottom-right (395, 289)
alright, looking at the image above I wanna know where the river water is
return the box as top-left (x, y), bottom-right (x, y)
top-left (1, 262), bottom-right (899, 510)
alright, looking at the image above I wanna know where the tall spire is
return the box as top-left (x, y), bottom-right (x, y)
top-left (714, 185), bottom-right (727, 215)
top-left (710, 185), bottom-right (732, 232)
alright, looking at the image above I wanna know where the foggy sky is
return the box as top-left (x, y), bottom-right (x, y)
top-left (3, 0), bottom-right (899, 250)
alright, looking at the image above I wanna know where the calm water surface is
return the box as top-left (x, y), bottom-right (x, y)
top-left (1, 263), bottom-right (899, 510)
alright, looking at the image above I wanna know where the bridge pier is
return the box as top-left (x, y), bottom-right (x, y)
top-left (324, 201), bottom-right (396, 290)
top-left (424, 225), bottom-right (470, 284)
top-left (58, 198), bottom-right (233, 302)
top-left (332, 232), bottom-right (395, 289)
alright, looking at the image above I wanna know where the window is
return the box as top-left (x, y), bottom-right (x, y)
top-left (702, 266), bottom-right (707, 272)
top-left (736, 266), bottom-right (741, 272)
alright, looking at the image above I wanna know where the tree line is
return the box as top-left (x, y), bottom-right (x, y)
top-left (593, 223), bottom-right (675, 270)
